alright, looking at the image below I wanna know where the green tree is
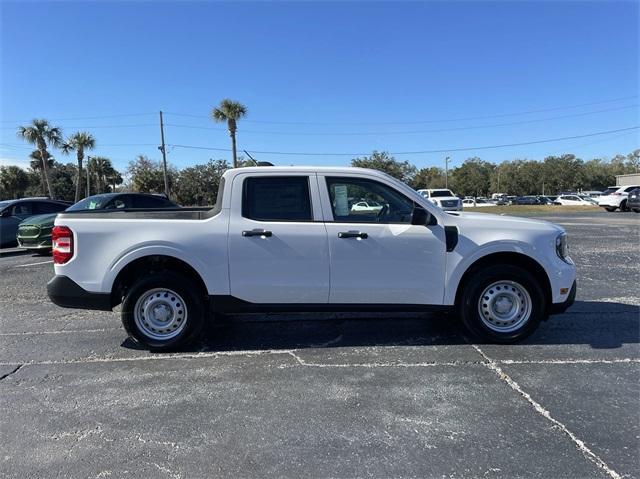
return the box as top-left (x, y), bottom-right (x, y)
top-left (450, 157), bottom-right (494, 197)
top-left (351, 151), bottom-right (417, 184)
top-left (17, 119), bottom-right (63, 198)
top-left (28, 150), bottom-right (55, 196)
top-left (541, 154), bottom-right (584, 193)
top-left (412, 166), bottom-right (446, 189)
top-left (0, 166), bottom-right (30, 199)
top-left (61, 131), bottom-right (96, 202)
top-left (626, 149), bottom-right (640, 173)
top-left (175, 159), bottom-right (230, 205)
top-left (88, 156), bottom-right (121, 194)
top-left (211, 99), bottom-right (248, 169)
top-left (127, 155), bottom-right (176, 193)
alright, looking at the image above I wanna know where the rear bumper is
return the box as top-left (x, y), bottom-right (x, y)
top-left (47, 275), bottom-right (112, 311)
top-left (549, 280), bottom-right (577, 315)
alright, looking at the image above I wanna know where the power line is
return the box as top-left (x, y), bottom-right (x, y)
top-left (164, 104), bottom-right (637, 136)
top-left (167, 126), bottom-right (639, 157)
top-left (164, 95), bottom-right (638, 126)
top-left (0, 112), bottom-right (156, 123)
top-left (0, 123), bottom-right (157, 130)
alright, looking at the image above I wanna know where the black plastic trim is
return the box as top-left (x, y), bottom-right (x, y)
top-left (210, 295), bottom-right (453, 314)
top-left (444, 226), bottom-right (458, 252)
top-left (47, 275), bottom-right (112, 311)
top-left (549, 280), bottom-right (577, 315)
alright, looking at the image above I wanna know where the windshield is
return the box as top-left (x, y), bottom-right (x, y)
top-left (66, 194), bottom-right (116, 211)
top-left (0, 200), bottom-right (13, 211)
top-left (430, 190), bottom-right (454, 198)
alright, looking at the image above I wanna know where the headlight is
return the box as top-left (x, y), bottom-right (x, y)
top-left (556, 233), bottom-right (572, 264)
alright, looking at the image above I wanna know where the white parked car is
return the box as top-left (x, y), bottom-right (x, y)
top-left (417, 188), bottom-right (462, 211)
top-left (48, 166), bottom-right (576, 351)
top-left (462, 198), bottom-right (494, 207)
top-left (350, 200), bottom-right (384, 213)
top-left (554, 195), bottom-right (598, 206)
top-left (597, 185), bottom-right (640, 212)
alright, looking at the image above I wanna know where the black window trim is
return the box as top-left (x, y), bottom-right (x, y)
top-left (323, 176), bottom-right (419, 225)
top-left (241, 175), bottom-right (316, 223)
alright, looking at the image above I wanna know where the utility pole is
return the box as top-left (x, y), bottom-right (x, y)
top-left (444, 156), bottom-right (451, 189)
top-left (86, 156), bottom-right (91, 197)
top-left (159, 111), bottom-right (169, 197)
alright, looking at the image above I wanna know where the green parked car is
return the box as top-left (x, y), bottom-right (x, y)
top-left (17, 193), bottom-right (179, 253)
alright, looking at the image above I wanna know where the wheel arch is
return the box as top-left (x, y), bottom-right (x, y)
top-left (453, 252), bottom-right (552, 315)
top-left (110, 255), bottom-right (209, 308)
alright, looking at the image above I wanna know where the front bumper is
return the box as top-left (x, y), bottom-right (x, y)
top-left (549, 280), bottom-right (577, 315)
top-left (47, 275), bottom-right (112, 311)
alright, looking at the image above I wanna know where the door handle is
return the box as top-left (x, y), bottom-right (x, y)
top-left (242, 229), bottom-right (272, 237)
top-left (338, 231), bottom-right (368, 239)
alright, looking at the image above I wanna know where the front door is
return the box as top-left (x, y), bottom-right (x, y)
top-left (228, 173), bottom-right (330, 304)
top-left (319, 175), bottom-right (447, 305)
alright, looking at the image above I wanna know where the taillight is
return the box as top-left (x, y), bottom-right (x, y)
top-left (52, 226), bottom-right (74, 264)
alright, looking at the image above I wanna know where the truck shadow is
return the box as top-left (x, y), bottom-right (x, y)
top-left (122, 300), bottom-right (640, 353)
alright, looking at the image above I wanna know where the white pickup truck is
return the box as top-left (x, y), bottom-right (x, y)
top-left (47, 167), bottom-right (576, 351)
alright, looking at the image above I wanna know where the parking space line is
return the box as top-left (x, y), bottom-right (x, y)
top-left (472, 344), bottom-right (622, 479)
top-left (13, 260), bottom-right (53, 268)
top-left (0, 328), bottom-right (121, 336)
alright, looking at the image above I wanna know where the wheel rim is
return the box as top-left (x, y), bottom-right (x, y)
top-left (133, 288), bottom-right (187, 341)
top-left (478, 280), bottom-right (532, 333)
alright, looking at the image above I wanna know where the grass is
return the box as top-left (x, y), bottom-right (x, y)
top-left (462, 205), bottom-right (603, 215)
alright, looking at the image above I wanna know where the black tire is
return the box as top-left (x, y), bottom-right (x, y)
top-left (121, 272), bottom-right (205, 352)
top-left (457, 265), bottom-right (545, 343)
top-left (604, 206), bottom-right (617, 212)
top-left (620, 200), bottom-right (629, 212)
top-left (633, 208), bottom-right (640, 213)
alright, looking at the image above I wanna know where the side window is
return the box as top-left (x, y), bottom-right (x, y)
top-left (242, 176), bottom-right (312, 222)
top-left (624, 186), bottom-right (638, 192)
top-left (132, 195), bottom-right (168, 208)
top-left (36, 202), bottom-right (67, 214)
top-left (325, 177), bottom-right (414, 224)
top-left (11, 202), bottom-right (32, 216)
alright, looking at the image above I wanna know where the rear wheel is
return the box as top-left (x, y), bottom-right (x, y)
top-left (457, 265), bottom-right (545, 343)
top-left (121, 272), bottom-right (205, 351)
top-left (604, 206), bottom-right (617, 212)
top-left (620, 200), bottom-right (629, 212)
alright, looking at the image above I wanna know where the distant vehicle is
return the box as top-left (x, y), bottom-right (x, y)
top-left (491, 193), bottom-right (507, 200)
top-left (580, 190), bottom-right (604, 198)
top-left (417, 189), bottom-right (462, 211)
top-left (578, 195), bottom-right (599, 205)
top-left (598, 185), bottom-right (640, 212)
top-left (462, 198), bottom-right (493, 207)
top-left (506, 195), bottom-right (517, 204)
top-left (553, 195), bottom-right (597, 206)
top-left (0, 198), bottom-right (71, 248)
top-left (627, 188), bottom-right (640, 213)
top-left (537, 196), bottom-right (555, 205)
top-left (350, 200), bottom-right (384, 213)
top-left (17, 193), bottom-right (179, 252)
top-left (513, 196), bottom-right (541, 205)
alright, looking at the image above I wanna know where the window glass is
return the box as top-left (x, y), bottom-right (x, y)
top-left (67, 194), bottom-right (115, 211)
top-left (243, 176), bottom-right (312, 222)
top-left (132, 195), bottom-right (171, 208)
top-left (326, 177), bottom-right (414, 224)
top-left (430, 190), bottom-right (454, 198)
top-left (11, 202), bottom-right (32, 216)
top-left (36, 202), bottom-right (67, 214)
top-left (624, 186), bottom-right (639, 192)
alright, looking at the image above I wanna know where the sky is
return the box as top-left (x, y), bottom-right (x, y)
top-left (1, 0), bottom-right (638, 173)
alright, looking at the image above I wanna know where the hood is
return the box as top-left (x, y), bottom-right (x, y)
top-left (19, 213), bottom-right (58, 227)
top-left (448, 211), bottom-right (564, 234)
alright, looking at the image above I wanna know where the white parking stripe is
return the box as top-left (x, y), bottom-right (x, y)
top-left (13, 260), bottom-right (53, 268)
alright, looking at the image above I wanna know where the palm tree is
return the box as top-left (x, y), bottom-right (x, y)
top-left (61, 131), bottom-right (96, 202)
top-left (211, 99), bottom-right (247, 168)
top-left (88, 156), bottom-right (114, 194)
top-left (28, 150), bottom-right (55, 196)
top-left (17, 119), bottom-right (63, 198)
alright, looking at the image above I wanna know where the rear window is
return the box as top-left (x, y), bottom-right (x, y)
top-left (67, 194), bottom-right (115, 211)
top-left (242, 176), bottom-right (312, 222)
top-left (430, 190), bottom-right (454, 198)
top-left (132, 195), bottom-right (174, 208)
top-left (35, 202), bottom-right (68, 214)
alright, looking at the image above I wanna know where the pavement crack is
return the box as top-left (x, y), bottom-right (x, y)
top-left (471, 344), bottom-right (622, 479)
top-left (0, 364), bottom-right (23, 381)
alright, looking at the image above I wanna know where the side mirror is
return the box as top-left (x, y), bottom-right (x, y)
top-left (411, 207), bottom-right (437, 226)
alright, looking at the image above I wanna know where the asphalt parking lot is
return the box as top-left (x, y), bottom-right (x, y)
top-left (0, 210), bottom-right (638, 479)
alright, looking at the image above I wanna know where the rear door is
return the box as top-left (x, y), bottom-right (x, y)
top-left (228, 173), bottom-right (330, 304)
top-left (319, 174), bottom-right (447, 305)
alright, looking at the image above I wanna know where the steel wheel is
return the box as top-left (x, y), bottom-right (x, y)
top-left (477, 280), bottom-right (532, 333)
top-left (133, 288), bottom-right (188, 341)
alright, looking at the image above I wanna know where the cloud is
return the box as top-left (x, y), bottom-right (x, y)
top-left (0, 157), bottom-right (30, 169)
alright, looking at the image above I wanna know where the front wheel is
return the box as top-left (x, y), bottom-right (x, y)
top-left (457, 265), bottom-right (545, 343)
top-left (121, 272), bottom-right (205, 351)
